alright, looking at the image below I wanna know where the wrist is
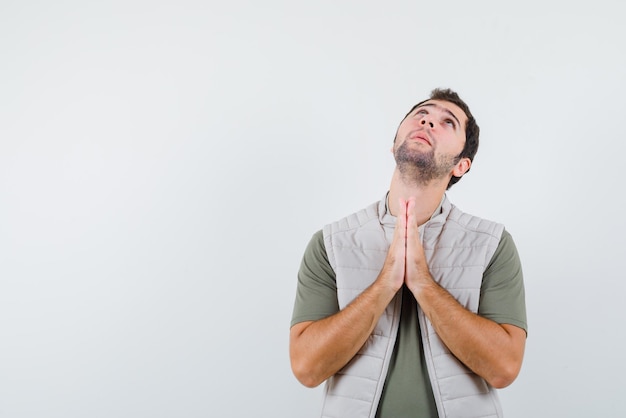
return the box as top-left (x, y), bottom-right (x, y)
top-left (373, 274), bottom-right (402, 299)
top-left (407, 272), bottom-right (436, 298)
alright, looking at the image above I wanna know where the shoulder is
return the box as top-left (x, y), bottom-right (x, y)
top-left (306, 230), bottom-right (327, 260)
top-left (446, 203), bottom-right (505, 240)
top-left (323, 199), bottom-right (382, 237)
top-left (487, 229), bottom-right (522, 270)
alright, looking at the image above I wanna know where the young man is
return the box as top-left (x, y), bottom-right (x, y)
top-left (289, 88), bottom-right (527, 418)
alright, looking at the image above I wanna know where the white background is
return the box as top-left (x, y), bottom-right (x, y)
top-left (1, 1), bottom-right (625, 417)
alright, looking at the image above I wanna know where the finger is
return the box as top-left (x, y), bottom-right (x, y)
top-left (406, 197), bottom-right (418, 239)
top-left (392, 198), bottom-right (407, 243)
top-left (405, 197), bottom-right (422, 259)
top-left (381, 198), bottom-right (407, 288)
top-left (399, 198), bottom-right (407, 228)
top-left (406, 197), bottom-right (415, 222)
top-left (386, 198), bottom-right (406, 268)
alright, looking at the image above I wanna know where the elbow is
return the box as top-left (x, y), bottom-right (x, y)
top-left (488, 375), bottom-right (515, 389)
top-left (289, 321), bottom-right (330, 388)
top-left (291, 358), bottom-right (325, 388)
top-left (486, 362), bottom-right (521, 389)
top-left (486, 323), bottom-right (526, 389)
top-left (296, 374), bottom-right (324, 389)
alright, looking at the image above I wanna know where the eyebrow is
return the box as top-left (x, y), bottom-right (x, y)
top-left (415, 103), bottom-right (461, 127)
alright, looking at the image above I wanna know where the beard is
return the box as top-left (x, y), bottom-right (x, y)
top-left (394, 140), bottom-right (459, 186)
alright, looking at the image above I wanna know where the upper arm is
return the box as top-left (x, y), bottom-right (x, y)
top-left (479, 230), bottom-right (527, 333)
top-left (291, 230), bottom-right (339, 327)
top-left (290, 320), bottom-right (314, 350)
top-left (501, 323), bottom-right (527, 356)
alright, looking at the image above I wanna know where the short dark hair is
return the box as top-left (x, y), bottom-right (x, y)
top-left (402, 88), bottom-right (480, 189)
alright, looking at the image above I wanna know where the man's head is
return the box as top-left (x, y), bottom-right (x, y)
top-left (393, 88), bottom-right (479, 189)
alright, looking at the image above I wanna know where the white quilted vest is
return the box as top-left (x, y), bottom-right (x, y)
top-left (321, 195), bottom-right (504, 418)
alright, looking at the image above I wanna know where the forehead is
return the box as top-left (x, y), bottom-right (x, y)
top-left (414, 100), bottom-right (468, 125)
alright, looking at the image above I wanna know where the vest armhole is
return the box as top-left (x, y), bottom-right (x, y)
top-left (322, 225), bottom-right (337, 273)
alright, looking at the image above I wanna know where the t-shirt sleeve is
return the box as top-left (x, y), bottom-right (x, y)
top-left (478, 229), bottom-right (528, 333)
top-left (290, 230), bottom-right (339, 327)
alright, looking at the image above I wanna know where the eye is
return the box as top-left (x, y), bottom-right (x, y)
top-left (444, 119), bottom-right (456, 128)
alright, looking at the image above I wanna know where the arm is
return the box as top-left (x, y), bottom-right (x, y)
top-left (409, 282), bottom-right (525, 388)
top-left (403, 198), bottom-right (526, 389)
top-left (289, 213), bottom-right (408, 388)
top-left (290, 279), bottom-right (398, 387)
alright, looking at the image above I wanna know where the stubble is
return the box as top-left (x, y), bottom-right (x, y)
top-left (394, 140), bottom-right (459, 187)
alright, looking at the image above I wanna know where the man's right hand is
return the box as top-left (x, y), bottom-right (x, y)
top-left (377, 198), bottom-right (409, 292)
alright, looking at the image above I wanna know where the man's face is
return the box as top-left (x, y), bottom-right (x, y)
top-left (392, 99), bottom-right (469, 184)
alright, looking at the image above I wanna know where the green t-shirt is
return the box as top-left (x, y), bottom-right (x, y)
top-left (291, 228), bottom-right (527, 418)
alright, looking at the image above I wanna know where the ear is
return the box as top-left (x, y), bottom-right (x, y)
top-left (452, 158), bottom-right (471, 177)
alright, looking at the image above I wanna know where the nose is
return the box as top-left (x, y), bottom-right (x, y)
top-left (420, 119), bottom-right (434, 128)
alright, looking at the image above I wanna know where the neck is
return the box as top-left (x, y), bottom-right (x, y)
top-left (388, 168), bottom-right (448, 225)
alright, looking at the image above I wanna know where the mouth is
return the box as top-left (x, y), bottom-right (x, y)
top-left (409, 131), bottom-right (432, 146)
